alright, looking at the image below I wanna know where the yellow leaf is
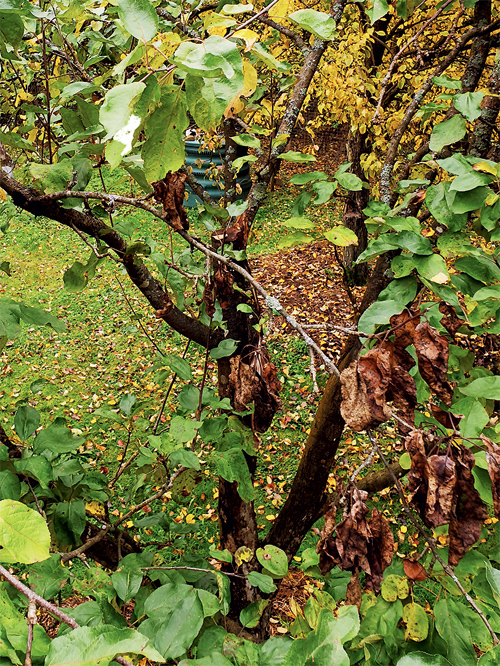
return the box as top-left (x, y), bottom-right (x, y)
top-left (186, 514), bottom-right (196, 524)
top-left (269, 0), bottom-right (289, 18)
top-left (232, 29), bottom-right (259, 52)
top-left (85, 501), bottom-right (105, 518)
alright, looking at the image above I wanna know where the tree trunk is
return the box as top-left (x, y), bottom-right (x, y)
top-left (342, 129), bottom-right (370, 285)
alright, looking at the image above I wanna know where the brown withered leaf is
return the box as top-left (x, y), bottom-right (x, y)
top-left (414, 321), bottom-right (453, 405)
top-left (345, 571), bottom-right (362, 610)
top-left (425, 455), bottom-right (456, 527)
top-left (317, 492), bottom-right (393, 591)
top-left (403, 559), bottom-right (427, 582)
top-left (213, 265), bottom-right (234, 310)
top-left (406, 431), bottom-right (429, 521)
top-left (439, 302), bottom-right (466, 338)
top-left (390, 365), bottom-right (417, 432)
top-left (448, 445), bottom-right (488, 566)
top-left (340, 350), bottom-right (393, 432)
top-left (390, 310), bottom-right (420, 349)
top-left (212, 210), bottom-right (251, 251)
top-left (228, 350), bottom-right (281, 433)
top-left (430, 404), bottom-right (458, 429)
top-left (317, 489), bottom-right (370, 575)
top-left (202, 279), bottom-right (215, 317)
top-left (365, 507), bottom-right (395, 591)
top-left (152, 172), bottom-right (189, 231)
top-left (481, 435), bottom-right (500, 518)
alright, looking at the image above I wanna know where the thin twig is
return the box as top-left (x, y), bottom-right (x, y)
top-left (368, 431), bottom-right (500, 647)
top-left (141, 566), bottom-right (245, 578)
top-left (115, 275), bottom-right (165, 357)
top-left (308, 346), bottom-right (319, 393)
top-left (349, 445), bottom-right (377, 484)
top-left (226, 0), bottom-right (281, 37)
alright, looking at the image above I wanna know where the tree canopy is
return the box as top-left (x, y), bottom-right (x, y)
top-left (1, 0), bottom-right (500, 664)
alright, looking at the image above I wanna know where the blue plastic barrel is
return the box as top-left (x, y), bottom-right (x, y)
top-left (184, 139), bottom-right (252, 208)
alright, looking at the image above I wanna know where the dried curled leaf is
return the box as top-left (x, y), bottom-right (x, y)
top-left (152, 172), bottom-right (189, 231)
top-left (317, 489), bottom-right (393, 590)
top-left (390, 310), bottom-right (420, 349)
top-left (482, 435), bottom-right (500, 518)
top-left (425, 454), bottom-right (456, 527)
top-left (414, 321), bottom-right (453, 405)
top-left (228, 350), bottom-right (281, 433)
top-left (448, 445), bottom-right (488, 566)
top-left (340, 350), bottom-right (393, 431)
top-left (439, 302), bottom-right (466, 338)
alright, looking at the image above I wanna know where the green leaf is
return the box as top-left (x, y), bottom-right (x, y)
top-left (485, 561), bottom-right (500, 607)
top-left (429, 115), bottom-right (467, 152)
top-left (33, 420), bottom-right (84, 454)
top-left (170, 449), bottom-right (201, 470)
top-left (215, 447), bottom-right (255, 502)
top-left (14, 404), bottom-right (39, 441)
top-left (479, 645), bottom-right (500, 666)
top-left (278, 151), bottom-right (316, 163)
top-left (434, 598), bottom-right (477, 666)
top-left (54, 501), bottom-right (86, 546)
top-left (0, 500), bottom-right (50, 564)
top-left (178, 385), bottom-right (200, 412)
top-left (288, 10), bottom-right (337, 40)
top-left (29, 161), bottom-right (73, 194)
top-left (312, 180), bottom-right (337, 204)
top-left (278, 231), bottom-right (314, 248)
top-left (358, 300), bottom-right (404, 335)
top-left (143, 85), bottom-right (188, 182)
top-left (210, 338), bottom-right (238, 359)
top-left (119, 393), bottom-right (137, 416)
top-left (18, 303), bottom-right (66, 333)
top-left (256, 545), bottom-right (288, 578)
top-left (283, 607), bottom-right (359, 666)
top-left (381, 575), bottom-right (409, 602)
top-left (116, 0), bottom-right (158, 42)
top-left (232, 134), bottom-right (261, 150)
top-left (396, 652), bottom-right (452, 666)
top-left (324, 227), bottom-right (358, 246)
top-left (403, 602), bottom-right (429, 642)
top-left (399, 452), bottom-right (412, 470)
top-left (336, 172), bottom-right (363, 191)
top-left (432, 75), bottom-right (462, 89)
top-left (453, 92), bottom-right (484, 122)
top-left (186, 72), bottom-right (244, 132)
top-left (247, 571), bottom-right (277, 594)
top-left (282, 217), bottom-right (315, 230)
top-left (0, 12), bottom-right (23, 47)
top-left (166, 354), bottom-right (192, 380)
top-left (169, 416), bottom-right (199, 443)
top-left (46, 625), bottom-right (165, 666)
top-left (29, 554), bottom-right (70, 599)
top-left (0, 470), bottom-right (21, 501)
top-left (455, 255), bottom-right (500, 283)
top-left (413, 254), bottom-right (449, 284)
top-left (111, 553), bottom-right (152, 604)
top-left (368, 0), bottom-right (390, 23)
top-left (141, 584), bottom-right (204, 659)
top-left (460, 376), bottom-right (500, 400)
top-left (290, 171), bottom-right (328, 185)
top-left (239, 599), bottom-right (269, 628)
top-left (250, 42), bottom-right (289, 72)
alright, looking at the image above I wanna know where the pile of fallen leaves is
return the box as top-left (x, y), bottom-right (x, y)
top-left (252, 241), bottom-right (361, 360)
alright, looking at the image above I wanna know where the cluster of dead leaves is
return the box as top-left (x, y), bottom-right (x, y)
top-left (340, 308), bottom-right (456, 433)
top-left (316, 487), bottom-right (394, 590)
top-left (229, 346), bottom-right (282, 433)
top-left (407, 431), bottom-right (500, 565)
top-left (152, 172), bottom-right (189, 231)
